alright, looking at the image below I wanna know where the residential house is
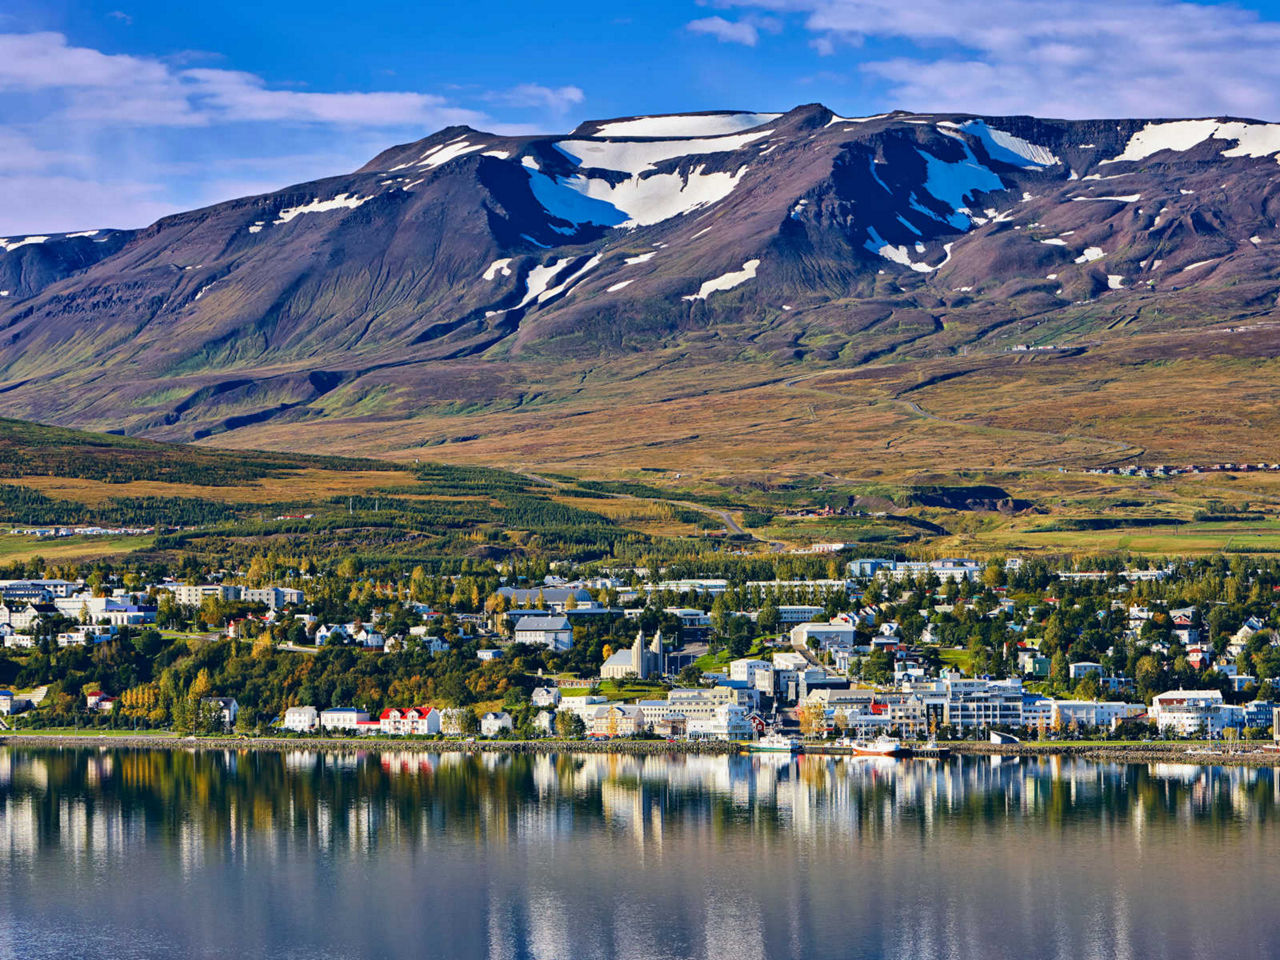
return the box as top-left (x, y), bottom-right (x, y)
top-left (283, 706), bottom-right (319, 732)
top-left (1068, 662), bottom-right (1105, 680)
top-left (531, 686), bottom-right (561, 708)
top-left (480, 711), bottom-right (513, 737)
top-left (590, 704), bottom-right (645, 738)
top-left (202, 697), bottom-right (239, 728)
top-left (8, 602), bottom-right (58, 632)
top-left (379, 707), bottom-right (440, 736)
top-left (320, 707), bottom-right (370, 731)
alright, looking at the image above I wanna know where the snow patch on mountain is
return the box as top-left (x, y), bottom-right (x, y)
top-left (607, 280), bottom-right (634, 292)
top-left (865, 229), bottom-right (955, 272)
top-left (592, 113), bottom-right (780, 138)
top-left (1075, 247), bottom-right (1105, 263)
top-left (0, 236), bottom-right (49, 252)
top-left (530, 163), bottom-right (749, 230)
top-left (554, 129), bottom-right (771, 175)
top-left (940, 120), bottom-right (1059, 167)
top-left (508, 256), bottom-right (603, 310)
top-left (274, 194), bottom-right (371, 224)
top-left (916, 142), bottom-right (1007, 229)
top-left (827, 112), bottom-right (891, 127)
top-left (682, 259), bottom-right (760, 300)
top-left (516, 258), bottom-right (573, 309)
top-left (483, 258), bottom-right (513, 281)
top-left (1106, 120), bottom-right (1280, 165)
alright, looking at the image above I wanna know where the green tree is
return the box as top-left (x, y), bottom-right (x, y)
top-left (757, 600), bottom-right (780, 635)
top-left (555, 710), bottom-right (586, 738)
top-left (459, 707), bottom-right (480, 736)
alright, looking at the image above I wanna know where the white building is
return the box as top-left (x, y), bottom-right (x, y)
top-left (778, 605), bottom-right (827, 626)
top-left (687, 703), bottom-right (751, 741)
top-left (1050, 700), bottom-right (1145, 729)
top-left (202, 697), bottom-right (239, 727)
top-left (790, 622), bottom-right (859, 650)
top-left (480, 711), bottom-right (513, 737)
top-left (320, 707), bottom-right (369, 731)
top-left (556, 695), bottom-right (608, 722)
top-left (283, 706), bottom-right (319, 732)
top-left (379, 707), bottom-right (440, 736)
top-left (729, 658), bottom-right (773, 688)
top-left (531, 686), bottom-right (561, 708)
top-left (513, 615), bottom-right (574, 651)
top-left (1150, 690), bottom-right (1226, 737)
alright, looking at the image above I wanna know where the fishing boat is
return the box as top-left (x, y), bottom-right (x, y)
top-left (844, 735), bottom-right (912, 758)
top-left (750, 732), bottom-right (802, 753)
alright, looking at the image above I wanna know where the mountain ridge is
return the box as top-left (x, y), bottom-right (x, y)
top-left (2, 103), bottom-right (1280, 472)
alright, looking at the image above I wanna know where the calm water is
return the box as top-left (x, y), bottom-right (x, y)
top-left (1, 747), bottom-right (1279, 960)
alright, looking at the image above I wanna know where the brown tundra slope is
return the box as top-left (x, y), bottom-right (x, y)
top-left (3, 105), bottom-right (1280, 471)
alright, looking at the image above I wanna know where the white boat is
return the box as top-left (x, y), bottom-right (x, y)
top-left (841, 735), bottom-right (911, 758)
top-left (751, 732), bottom-right (802, 753)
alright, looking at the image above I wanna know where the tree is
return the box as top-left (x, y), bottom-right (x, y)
top-left (757, 600), bottom-right (780, 635)
top-left (459, 707), bottom-right (480, 736)
top-left (798, 701), bottom-right (827, 740)
top-left (550, 710), bottom-right (581, 737)
top-left (1049, 651), bottom-right (1069, 686)
top-left (678, 664), bottom-right (702, 686)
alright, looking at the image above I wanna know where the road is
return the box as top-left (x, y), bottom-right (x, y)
top-left (790, 633), bottom-right (843, 679)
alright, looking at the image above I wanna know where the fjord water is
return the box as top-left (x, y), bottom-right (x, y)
top-left (1, 748), bottom-right (1278, 960)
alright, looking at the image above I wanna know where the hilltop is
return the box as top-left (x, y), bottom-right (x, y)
top-left (2, 105), bottom-right (1280, 481)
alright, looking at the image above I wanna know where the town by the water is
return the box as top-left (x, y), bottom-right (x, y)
top-left (5, 554), bottom-right (1278, 757)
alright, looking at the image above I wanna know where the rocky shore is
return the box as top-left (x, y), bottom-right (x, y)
top-left (946, 740), bottom-right (1280, 767)
top-left (0, 732), bottom-right (737, 756)
top-left (5, 733), bottom-right (1280, 766)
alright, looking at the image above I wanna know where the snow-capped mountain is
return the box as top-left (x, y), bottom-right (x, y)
top-left (2, 103), bottom-right (1280, 440)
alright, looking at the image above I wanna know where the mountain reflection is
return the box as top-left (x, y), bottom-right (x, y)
top-left (3, 747), bottom-right (1280, 960)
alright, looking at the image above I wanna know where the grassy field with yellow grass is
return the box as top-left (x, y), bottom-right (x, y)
top-left (1, 468), bottom-right (414, 507)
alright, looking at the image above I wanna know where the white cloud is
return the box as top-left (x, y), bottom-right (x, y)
top-left (485, 83), bottom-right (586, 115)
top-left (686, 13), bottom-right (784, 47)
top-left (0, 32), bottom-right (489, 129)
top-left (687, 16), bottom-right (762, 46)
top-left (715, 0), bottom-right (1280, 118)
top-left (0, 30), bottom-right (591, 233)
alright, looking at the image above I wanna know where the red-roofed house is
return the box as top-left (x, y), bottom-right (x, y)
top-left (379, 706), bottom-right (441, 735)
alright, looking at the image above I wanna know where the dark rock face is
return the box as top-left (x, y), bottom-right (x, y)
top-left (2, 105), bottom-right (1280, 440)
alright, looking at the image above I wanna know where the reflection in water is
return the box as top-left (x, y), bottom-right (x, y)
top-left (2, 747), bottom-right (1280, 959)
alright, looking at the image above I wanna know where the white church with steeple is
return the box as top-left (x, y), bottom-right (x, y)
top-left (600, 629), bottom-right (665, 680)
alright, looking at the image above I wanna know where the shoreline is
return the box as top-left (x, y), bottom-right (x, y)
top-left (3, 732), bottom-right (1280, 765)
top-left (943, 739), bottom-right (1280, 767)
top-left (0, 732), bottom-right (738, 756)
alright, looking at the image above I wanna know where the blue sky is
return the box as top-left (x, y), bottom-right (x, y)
top-left (6, 0), bottom-right (1280, 233)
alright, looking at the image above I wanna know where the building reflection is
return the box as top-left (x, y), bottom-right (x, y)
top-left (3, 745), bottom-right (1280, 959)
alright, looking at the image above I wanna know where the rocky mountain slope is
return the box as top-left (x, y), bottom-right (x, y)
top-left (3, 104), bottom-right (1280, 448)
